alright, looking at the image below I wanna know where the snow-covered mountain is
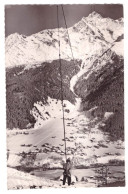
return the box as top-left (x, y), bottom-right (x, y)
top-left (5, 11), bottom-right (123, 68)
top-left (6, 11), bottom-right (124, 143)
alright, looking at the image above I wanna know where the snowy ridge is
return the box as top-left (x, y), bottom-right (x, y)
top-left (5, 11), bottom-right (123, 68)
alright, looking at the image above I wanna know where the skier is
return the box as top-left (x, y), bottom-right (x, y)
top-left (63, 158), bottom-right (72, 186)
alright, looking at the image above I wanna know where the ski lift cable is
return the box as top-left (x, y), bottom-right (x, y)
top-left (57, 5), bottom-right (67, 160)
top-left (59, 4), bottom-right (99, 166)
top-left (58, 4), bottom-right (98, 168)
top-left (60, 4), bottom-right (81, 163)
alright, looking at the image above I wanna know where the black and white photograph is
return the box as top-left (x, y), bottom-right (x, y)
top-left (5, 3), bottom-right (125, 190)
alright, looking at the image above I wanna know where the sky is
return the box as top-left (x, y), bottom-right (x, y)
top-left (5, 4), bottom-right (123, 37)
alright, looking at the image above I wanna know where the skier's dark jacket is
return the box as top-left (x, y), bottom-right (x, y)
top-left (63, 161), bottom-right (72, 177)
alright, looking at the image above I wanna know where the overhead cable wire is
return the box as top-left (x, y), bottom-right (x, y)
top-left (57, 5), bottom-right (67, 160)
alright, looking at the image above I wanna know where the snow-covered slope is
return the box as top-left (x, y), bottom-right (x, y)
top-left (5, 11), bottom-right (123, 68)
top-left (7, 167), bottom-right (59, 189)
top-left (30, 97), bottom-right (75, 128)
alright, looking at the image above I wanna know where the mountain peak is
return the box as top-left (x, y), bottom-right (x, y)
top-left (88, 11), bottom-right (103, 19)
top-left (81, 11), bottom-right (103, 22)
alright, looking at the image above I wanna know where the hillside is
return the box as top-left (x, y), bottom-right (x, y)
top-left (6, 59), bottom-right (80, 129)
top-left (74, 45), bottom-right (124, 141)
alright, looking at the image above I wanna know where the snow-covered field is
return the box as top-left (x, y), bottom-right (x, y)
top-left (7, 108), bottom-right (125, 189)
top-left (7, 115), bottom-right (124, 165)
